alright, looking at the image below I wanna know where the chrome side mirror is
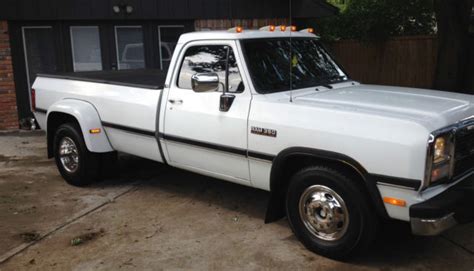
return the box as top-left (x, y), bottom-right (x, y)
top-left (191, 73), bottom-right (220, 93)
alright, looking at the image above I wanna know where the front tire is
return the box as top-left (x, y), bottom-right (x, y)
top-left (53, 123), bottom-right (101, 186)
top-left (286, 166), bottom-right (377, 260)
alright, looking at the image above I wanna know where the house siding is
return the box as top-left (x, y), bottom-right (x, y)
top-left (194, 18), bottom-right (289, 31)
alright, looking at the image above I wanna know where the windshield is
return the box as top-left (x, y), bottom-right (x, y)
top-left (241, 38), bottom-right (348, 94)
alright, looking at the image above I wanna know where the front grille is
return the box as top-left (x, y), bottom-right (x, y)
top-left (453, 125), bottom-right (474, 178)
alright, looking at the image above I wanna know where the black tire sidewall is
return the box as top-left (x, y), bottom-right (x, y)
top-left (286, 167), bottom-right (372, 259)
top-left (53, 123), bottom-right (96, 186)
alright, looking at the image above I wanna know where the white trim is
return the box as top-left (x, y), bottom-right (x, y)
top-left (158, 25), bottom-right (185, 70)
top-left (114, 25), bottom-right (143, 70)
top-left (21, 26), bottom-right (53, 111)
top-left (70, 26), bottom-right (102, 72)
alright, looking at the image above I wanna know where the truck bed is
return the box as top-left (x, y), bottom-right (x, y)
top-left (37, 69), bottom-right (167, 89)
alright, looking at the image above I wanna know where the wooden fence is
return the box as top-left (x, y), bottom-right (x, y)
top-left (328, 35), bottom-right (438, 89)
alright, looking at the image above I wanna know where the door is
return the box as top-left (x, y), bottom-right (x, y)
top-left (163, 41), bottom-right (251, 184)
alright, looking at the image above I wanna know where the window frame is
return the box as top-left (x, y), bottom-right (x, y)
top-left (175, 43), bottom-right (245, 94)
top-left (114, 25), bottom-right (146, 70)
top-left (69, 26), bottom-right (103, 72)
top-left (158, 25), bottom-right (185, 70)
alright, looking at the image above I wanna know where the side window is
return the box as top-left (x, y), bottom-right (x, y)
top-left (178, 45), bottom-right (245, 93)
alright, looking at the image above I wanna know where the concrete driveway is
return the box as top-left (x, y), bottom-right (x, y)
top-left (0, 132), bottom-right (473, 270)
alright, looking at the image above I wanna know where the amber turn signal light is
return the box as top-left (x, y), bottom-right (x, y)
top-left (89, 128), bottom-right (101, 134)
top-left (383, 197), bottom-right (406, 207)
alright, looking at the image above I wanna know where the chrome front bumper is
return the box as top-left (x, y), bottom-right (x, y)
top-left (411, 213), bottom-right (458, 236)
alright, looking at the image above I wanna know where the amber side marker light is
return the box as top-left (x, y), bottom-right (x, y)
top-left (89, 128), bottom-right (101, 134)
top-left (383, 197), bottom-right (407, 207)
top-left (290, 25), bottom-right (297, 32)
top-left (280, 25), bottom-right (287, 32)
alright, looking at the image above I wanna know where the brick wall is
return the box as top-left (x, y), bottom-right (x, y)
top-left (0, 21), bottom-right (18, 130)
top-left (195, 18), bottom-right (289, 31)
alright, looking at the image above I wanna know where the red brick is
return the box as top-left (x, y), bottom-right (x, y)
top-left (0, 21), bottom-right (18, 130)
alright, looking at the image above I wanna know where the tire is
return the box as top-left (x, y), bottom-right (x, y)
top-left (53, 123), bottom-right (101, 186)
top-left (286, 166), bottom-right (377, 260)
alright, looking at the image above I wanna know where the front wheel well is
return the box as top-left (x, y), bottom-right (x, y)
top-left (265, 149), bottom-right (387, 223)
top-left (47, 112), bottom-right (80, 158)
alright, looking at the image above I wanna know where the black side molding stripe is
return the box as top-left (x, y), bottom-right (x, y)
top-left (371, 174), bottom-right (421, 190)
top-left (86, 122), bottom-right (418, 191)
top-left (34, 108), bottom-right (47, 114)
top-left (102, 122), bottom-right (155, 137)
top-left (160, 133), bottom-right (275, 162)
top-left (248, 151), bottom-right (276, 162)
top-left (162, 134), bottom-right (248, 157)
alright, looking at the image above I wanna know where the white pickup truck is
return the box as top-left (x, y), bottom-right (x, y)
top-left (32, 27), bottom-right (474, 259)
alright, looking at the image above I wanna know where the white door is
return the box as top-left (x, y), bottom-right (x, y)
top-left (163, 41), bottom-right (251, 184)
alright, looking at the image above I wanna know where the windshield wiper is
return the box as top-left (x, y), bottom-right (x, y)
top-left (313, 75), bottom-right (348, 90)
top-left (319, 83), bottom-right (333, 89)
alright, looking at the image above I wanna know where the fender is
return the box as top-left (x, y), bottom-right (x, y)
top-left (47, 99), bottom-right (114, 153)
top-left (265, 147), bottom-right (388, 223)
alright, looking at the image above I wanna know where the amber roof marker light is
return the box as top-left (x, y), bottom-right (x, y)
top-left (259, 25), bottom-right (276, 32)
top-left (228, 26), bottom-right (243, 33)
top-left (300, 28), bottom-right (315, 34)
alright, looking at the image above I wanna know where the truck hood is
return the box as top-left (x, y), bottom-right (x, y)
top-left (293, 84), bottom-right (474, 131)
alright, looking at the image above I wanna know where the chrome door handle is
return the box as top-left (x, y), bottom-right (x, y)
top-left (169, 99), bottom-right (183, 105)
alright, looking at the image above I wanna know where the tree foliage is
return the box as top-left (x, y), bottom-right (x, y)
top-left (317, 0), bottom-right (437, 41)
top-left (433, 0), bottom-right (474, 93)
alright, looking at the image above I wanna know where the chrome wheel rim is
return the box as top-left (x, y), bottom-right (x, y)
top-left (59, 137), bottom-right (79, 173)
top-left (298, 185), bottom-right (349, 241)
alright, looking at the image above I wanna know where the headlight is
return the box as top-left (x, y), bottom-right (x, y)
top-left (433, 137), bottom-right (450, 164)
top-left (425, 134), bottom-right (454, 188)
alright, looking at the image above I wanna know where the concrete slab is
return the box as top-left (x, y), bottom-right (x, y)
top-left (0, 133), bottom-right (473, 270)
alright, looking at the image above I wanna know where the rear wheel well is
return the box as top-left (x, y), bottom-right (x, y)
top-left (47, 112), bottom-right (80, 158)
top-left (265, 151), bottom-right (386, 223)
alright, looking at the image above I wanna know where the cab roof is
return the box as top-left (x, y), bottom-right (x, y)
top-left (177, 30), bottom-right (318, 44)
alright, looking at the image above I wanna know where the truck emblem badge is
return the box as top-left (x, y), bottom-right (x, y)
top-left (251, 126), bottom-right (277, 138)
